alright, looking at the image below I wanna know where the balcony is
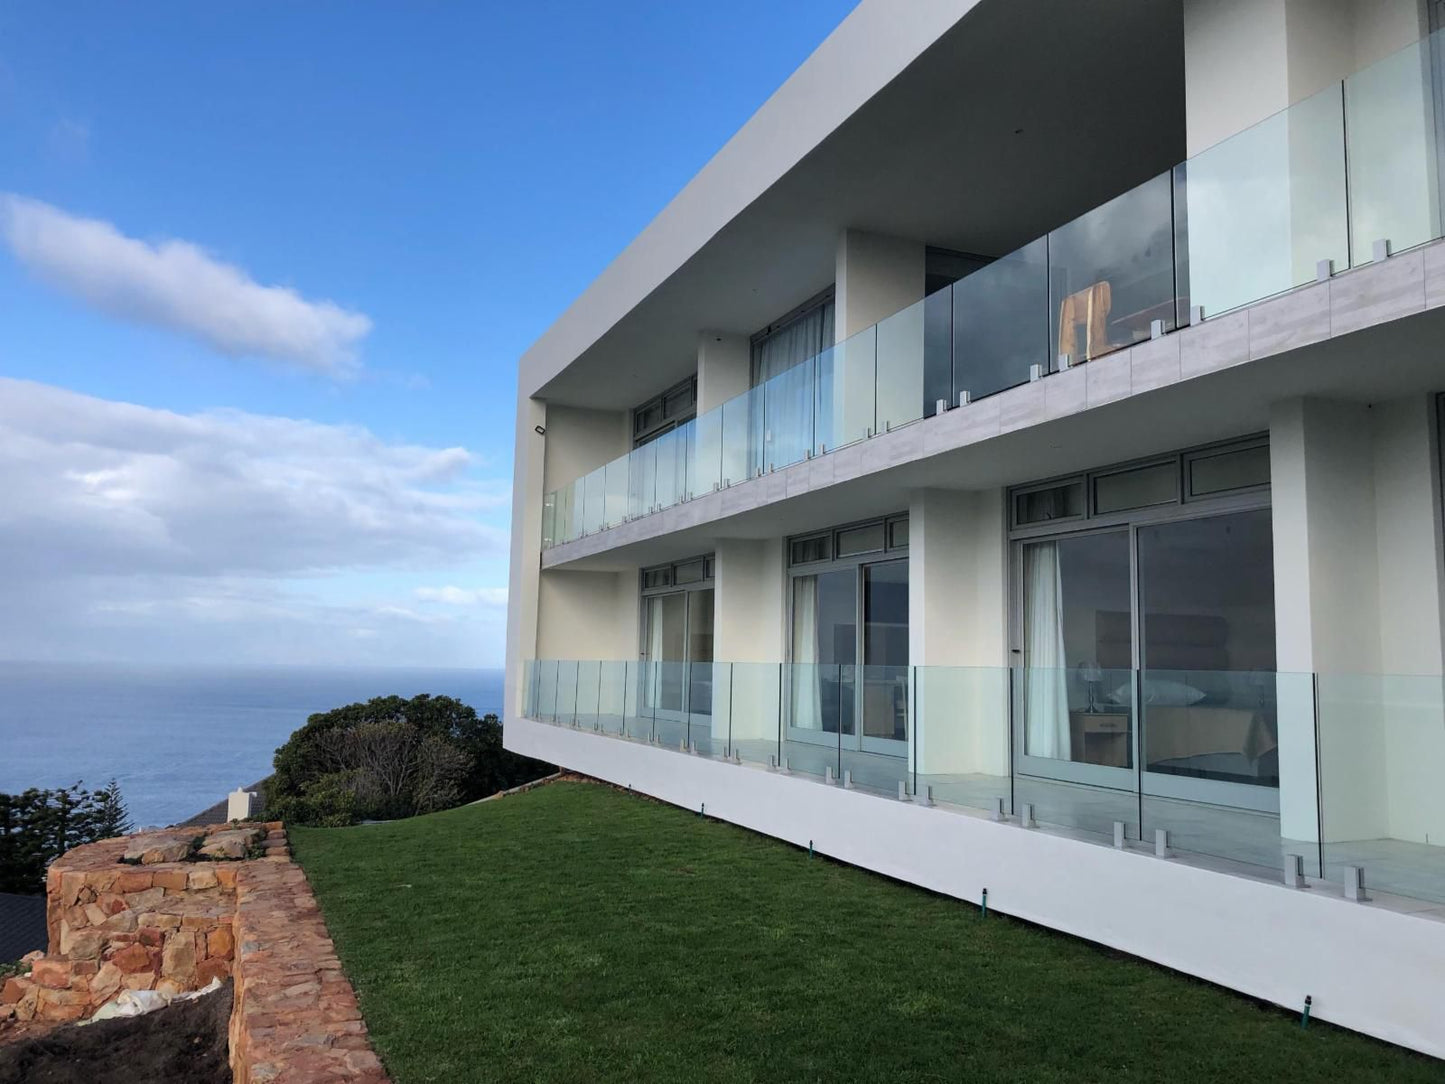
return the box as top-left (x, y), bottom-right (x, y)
top-left (542, 28), bottom-right (1445, 552)
top-left (523, 659), bottom-right (1445, 915)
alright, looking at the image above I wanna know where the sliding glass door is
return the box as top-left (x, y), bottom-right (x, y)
top-left (787, 515), bottom-right (910, 758)
top-left (1010, 438), bottom-right (1276, 812)
top-left (639, 557), bottom-right (715, 728)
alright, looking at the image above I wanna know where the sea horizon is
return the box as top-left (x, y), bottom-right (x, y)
top-left (0, 660), bottom-right (505, 829)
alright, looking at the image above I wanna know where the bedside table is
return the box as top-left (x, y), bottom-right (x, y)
top-left (1070, 711), bottom-right (1130, 767)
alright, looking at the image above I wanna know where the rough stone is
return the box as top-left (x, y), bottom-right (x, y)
top-left (198, 827), bottom-right (262, 860)
top-left (188, 867), bottom-right (219, 891)
top-left (113, 869), bottom-right (154, 894)
top-left (90, 961), bottom-right (123, 1002)
top-left (122, 833), bottom-right (194, 865)
top-left (152, 869), bottom-right (189, 892)
top-left (0, 977), bottom-right (27, 1005)
top-left (122, 971), bottom-right (156, 991)
top-left (161, 930), bottom-right (198, 983)
top-left (30, 958), bottom-right (71, 990)
top-left (109, 942), bottom-right (153, 974)
top-left (65, 928), bottom-right (106, 961)
top-left (209, 925), bottom-right (235, 960)
top-left (124, 886), bottom-right (166, 910)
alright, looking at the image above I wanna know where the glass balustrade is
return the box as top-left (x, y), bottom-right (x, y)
top-left (520, 660), bottom-right (1445, 907)
top-left (542, 29), bottom-right (1445, 547)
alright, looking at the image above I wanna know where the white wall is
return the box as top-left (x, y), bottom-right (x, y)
top-left (508, 717), bottom-right (1445, 1061)
top-left (541, 404), bottom-right (629, 494)
top-left (1182, 0), bottom-right (1425, 157)
top-left (1272, 393), bottom-right (1445, 846)
top-left (715, 538), bottom-right (787, 742)
top-left (908, 488), bottom-right (1009, 780)
top-left (697, 332), bottom-right (751, 414)
top-left (536, 569), bottom-right (637, 664)
top-left (835, 230), bottom-right (924, 341)
top-left (504, 396), bottom-right (548, 718)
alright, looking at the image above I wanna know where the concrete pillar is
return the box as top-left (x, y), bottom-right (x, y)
top-left (697, 332), bottom-right (751, 414)
top-left (713, 539), bottom-right (786, 745)
top-left (1183, 0), bottom-right (1426, 157)
top-left (834, 230), bottom-right (925, 342)
top-left (908, 489), bottom-right (1009, 783)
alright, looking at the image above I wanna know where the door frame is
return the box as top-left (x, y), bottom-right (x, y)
top-left (784, 524), bottom-right (910, 759)
top-left (638, 555), bottom-right (716, 725)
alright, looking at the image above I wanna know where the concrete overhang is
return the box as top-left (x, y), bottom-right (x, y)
top-left (523, 0), bottom-right (1186, 411)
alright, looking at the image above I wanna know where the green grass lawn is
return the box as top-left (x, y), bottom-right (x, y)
top-left (291, 781), bottom-right (1445, 1084)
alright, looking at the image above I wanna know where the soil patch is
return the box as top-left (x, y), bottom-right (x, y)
top-left (0, 981), bottom-right (231, 1084)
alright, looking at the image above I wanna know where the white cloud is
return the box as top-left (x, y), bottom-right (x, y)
top-left (0, 378), bottom-right (510, 665)
top-left (415, 586), bottom-right (508, 607)
top-left (0, 194), bottom-right (372, 375)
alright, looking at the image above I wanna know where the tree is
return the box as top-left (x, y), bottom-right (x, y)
top-left (90, 779), bottom-right (134, 839)
top-left (0, 781), bottom-right (134, 895)
top-left (269, 694), bottom-right (552, 826)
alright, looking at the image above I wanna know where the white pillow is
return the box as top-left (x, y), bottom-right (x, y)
top-left (1108, 678), bottom-right (1208, 707)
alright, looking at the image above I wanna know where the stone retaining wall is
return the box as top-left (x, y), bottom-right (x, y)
top-left (1, 822), bottom-right (389, 1083)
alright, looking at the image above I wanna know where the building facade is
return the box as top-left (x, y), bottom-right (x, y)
top-left (505, 0), bottom-right (1445, 1057)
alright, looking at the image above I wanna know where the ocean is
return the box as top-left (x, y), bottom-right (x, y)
top-left (0, 662), bottom-right (505, 828)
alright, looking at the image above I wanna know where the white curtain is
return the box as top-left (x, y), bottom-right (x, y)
top-left (791, 576), bottom-right (822, 732)
top-left (645, 598), bottom-right (664, 710)
top-left (754, 301), bottom-right (834, 384)
top-left (1024, 542), bottom-right (1072, 758)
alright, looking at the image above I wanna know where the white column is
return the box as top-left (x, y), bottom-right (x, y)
top-left (697, 332), bottom-right (751, 414)
top-left (908, 489), bottom-right (1008, 783)
top-left (834, 229), bottom-right (924, 341)
top-left (714, 539), bottom-right (787, 746)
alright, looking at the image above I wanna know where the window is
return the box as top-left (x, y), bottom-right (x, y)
top-left (790, 535), bottom-right (831, 565)
top-left (1093, 462), bottom-right (1177, 515)
top-left (632, 376), bottom-right (696, 448)
top-left (1015, 482), bottom-right (1085, 526)
top-left (673, 559), bottom-right (706, 585)
top-left (1187, 444), bottom-right (1270, 498)
top-left (752, 289), bottom-right (835, 386)
top-left (642, 568), bottom-right (671, 590)
top-left (887, 518), bottom-right (910, 549)
top-left (837, 523), bottom-right (886, 557)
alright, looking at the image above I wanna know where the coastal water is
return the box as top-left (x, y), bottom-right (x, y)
top-left (0, 662), bottom-right (504, 828)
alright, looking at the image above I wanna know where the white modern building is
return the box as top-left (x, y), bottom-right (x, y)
top-left (505, 0), bottom-right (1445, 1058)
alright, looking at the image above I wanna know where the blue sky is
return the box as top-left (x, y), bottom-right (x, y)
top-left (0, 1), bottom-right (857, 668)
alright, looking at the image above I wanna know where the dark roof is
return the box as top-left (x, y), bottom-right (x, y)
top-left (176, 778), bottom-right (269, 829)
top-left (0, 892), bottom-right (46, 961)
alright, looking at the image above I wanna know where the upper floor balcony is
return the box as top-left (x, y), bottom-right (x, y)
top-left (539, 25), bottom-right (1445, 561)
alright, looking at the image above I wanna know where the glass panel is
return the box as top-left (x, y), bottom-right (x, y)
top-left (1049, 172), bottom-right (1177, 364)
top-left (887, 518), bottom-right (909, 549)
top-left (1021, 532), bottom-right (1134, 769)
top-left (1318, 672), bottom-right (1445, 904)
top-left (1014, 482), bottom-right (1084, 526)
top-left (914, 666), bottom-right (1011, 813)
top-left (629, 439), bottom-right (657, 518)
top-left (596, 661), bottom-right (628, 737)
top-left (674, 560), bottom-right (706, 585)
top-left (837, 522), bottom-right (886, 557)
top-left (603, 456), bottom-right (629, 528)
top-left (574, 660), bottom-right (601, 729)
top-left (953, 236), bottom-right (1049, 400)
top-left (862, 562), bottom-right (909, 746)
top-left (1188, 444), bottom-right (1270, 497)
top-left (1139, 670), bottom-right (1311, 874)
top-left (1345, 30), bottom-right (1443, 263)
top-left (814, 326), bottom-right (876, 454)
top-left (728, 662), bottom-right (783, 769)
top-left (720, 384), bottom-right (762, 486)
top-left (763, 357), bottom-right (814, 471)
top-left (556, 660), bottom-right (580, 725)
top-left (690, 407), bottom-right (722, 498)
top-left (875, 296), bottom-right (925, 432)
top-left (1138, 510), bottom-right (1277, 789)
top-left (790, 570), bottom-right (857, 739)
top-left (642, 593), bottom-right (688, 715)
top-left (783, 664), bottom-right (845, 780)
top-left (541, 491), bottom-right (556, 549)
top-left (582, 465), bottom-right (605, 535)
top-left (653, 425), bottom-right (684, 510)
top-left (688, 589), bottom-right (716, 727)
top-left (790, 535), bottom-right (830, 565)
top-left (1093, 461), bottom-right (1178, 514)
top-left (1176, 82), bottom-right (1347, 319)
